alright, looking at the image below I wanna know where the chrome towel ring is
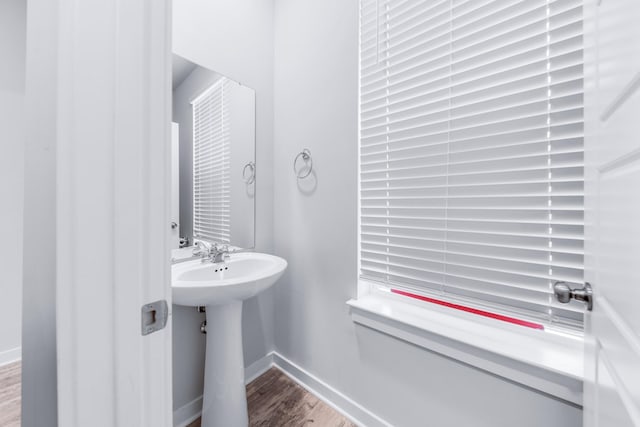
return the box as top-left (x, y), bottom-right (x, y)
top-left (293, 149), bottom-right (313, 179)
top-left (242, 161), bottom-right (256, 184)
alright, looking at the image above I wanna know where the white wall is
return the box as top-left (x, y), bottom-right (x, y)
top-left (172, 67), bottom-right (210, 412)
top-left (271, 1), bottom-right (583, 426)
top-left (172, 0), bottom-right (275, 413)
top-left (228, 82), bottom-right (256, 249)
top-left (171, 66), bottom-right (223, 413)
top-left (0, 0), bottom-right (26, 366)
top-left (22, 0), bottom-right (59, 424)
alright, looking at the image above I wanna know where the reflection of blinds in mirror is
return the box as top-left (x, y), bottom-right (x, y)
top-left (192, 78), bottom-right (231, 244)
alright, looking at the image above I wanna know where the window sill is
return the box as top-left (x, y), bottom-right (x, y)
top-left (347, 292), bottom-right (584, 406)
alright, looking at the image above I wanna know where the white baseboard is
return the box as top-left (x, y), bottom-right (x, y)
top-left (272, 353), bottom-right (391, 427)
top-left (244, 351), bottom-right (274, 384)
top-left (173, 396), bottom-right (202, 427)
top-left (0, 347), bottom-right (21, 367)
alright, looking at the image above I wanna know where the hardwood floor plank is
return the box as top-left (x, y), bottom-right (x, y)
top-left (0, 362), bottom-right (21, 427)
top-left (0, 361), bottom-right (353, 427)
top-left (246, 367), bottom-right (281, 395)
top-left (0, 397), bottom-right (21, 427)
top-left (187, 368), bottom-right (356, 427)
top-left (249, 371), bottom-right (301, 423)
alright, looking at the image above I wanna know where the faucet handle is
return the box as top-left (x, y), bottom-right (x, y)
top-left (193, 239), bottom-right (214, 257)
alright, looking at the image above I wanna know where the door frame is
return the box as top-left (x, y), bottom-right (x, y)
top-left (583, 0), bottom-right (640, 425)
top-left (54, 0), bottom-right (173, 425)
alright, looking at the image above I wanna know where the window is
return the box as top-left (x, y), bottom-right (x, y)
top-left (358, 0), bottom-right (584, 331)
top-left (192, 78), bottom-right (231, 244)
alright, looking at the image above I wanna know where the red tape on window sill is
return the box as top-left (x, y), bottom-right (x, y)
top-left (390, 289), bottom-right (545, 330)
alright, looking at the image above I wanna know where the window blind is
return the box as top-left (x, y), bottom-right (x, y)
top-left (193, 78), bottom-right (231, 244)
top-left (359, 0), bottom-right (584, 330)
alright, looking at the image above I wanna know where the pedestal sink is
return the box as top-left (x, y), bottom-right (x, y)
top-left (172, 252), bottom-right (287, 427)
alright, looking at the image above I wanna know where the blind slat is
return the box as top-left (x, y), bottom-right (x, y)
top-left (193, 78), bottom-right (231, 244)
top-left (359, 0), bottom-right (584, 331)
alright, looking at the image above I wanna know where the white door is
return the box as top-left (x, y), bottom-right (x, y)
top-left (54, 0), bottom-right (173, 426)
top-left (583, 0), bottom-right (640, 426)
top-left (172, 122), bottom-right (181, 249)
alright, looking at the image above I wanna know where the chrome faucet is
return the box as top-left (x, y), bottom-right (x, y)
top-left (192, 239), bottom-right (230, 264)
top-left (209, 245), bottom-right (230, 264)
top-left (193, 239), bottom-right (213, 257)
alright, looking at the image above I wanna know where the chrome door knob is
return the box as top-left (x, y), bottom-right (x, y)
top-left (553, 281), bottom-right (594, 311)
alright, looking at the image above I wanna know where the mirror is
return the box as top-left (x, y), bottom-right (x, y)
top-left (172, 53), bottom-right (256, 250)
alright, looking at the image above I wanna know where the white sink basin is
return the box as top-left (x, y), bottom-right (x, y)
top-left (171, 251), bottom-right (287, 427)
top-left (172, 252), bottom-right (287, 306)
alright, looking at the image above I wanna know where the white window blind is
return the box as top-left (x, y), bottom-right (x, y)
top-left (359, 0), bottom-right (584, 330)
top-left (193, 78), bottom-right (231, 244)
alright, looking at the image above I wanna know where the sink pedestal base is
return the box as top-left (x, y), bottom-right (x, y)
top-left (201, 301), bottom-right (248, 427)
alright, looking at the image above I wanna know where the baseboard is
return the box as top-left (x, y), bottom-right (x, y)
top-left (272, 353), bottom-right (391, 427)
top-left (173, 396), bottom-right (202, 427)
top-left (173, 352), bottom-right (275, 427)
top-left (173, 351), bottom-right (389, 427)
top-left (0, 347), bottom-right (21, 367)
top-left (244, 351), bottom-right (274, 384)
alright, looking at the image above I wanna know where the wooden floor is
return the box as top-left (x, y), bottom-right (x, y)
top-left (0, 363), bottom-right (354, 427)
top-left (188, 368), bottom-right (357, 427)
top-left (0, 361), bottom-right (21, 427)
